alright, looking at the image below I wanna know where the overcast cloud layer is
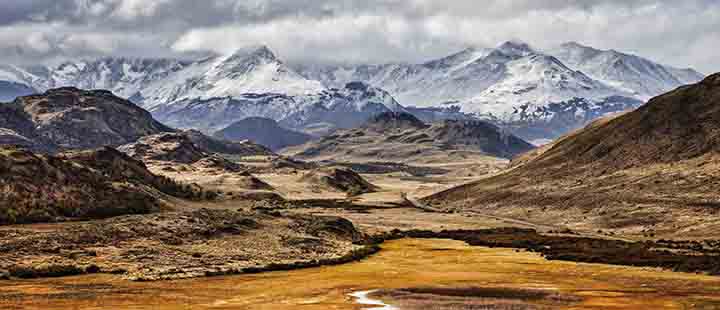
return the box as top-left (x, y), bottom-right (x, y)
top-left (0, 0), bottom-right (717, 73)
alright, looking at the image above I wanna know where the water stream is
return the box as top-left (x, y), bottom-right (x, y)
top-left (349, 290), bottom-right (398, 310)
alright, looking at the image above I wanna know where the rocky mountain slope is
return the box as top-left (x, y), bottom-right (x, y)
top-left (300, 167), bottom-right (379, 196)
top-left (285, 112), bottom-right (534, 162)
top-left (214, 117), bottom-right (313, 151)
top-left (150, 81), bottom-right (404, 134)
top-left (0, 87), bottom-right (173, 152)
top-left (427, 73), bottom-right (720, 238)
top-left (549, 42), bottom-right (705, 98)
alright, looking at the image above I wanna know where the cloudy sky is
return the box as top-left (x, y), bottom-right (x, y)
top-left (0, 0), bottom-right (717, 73)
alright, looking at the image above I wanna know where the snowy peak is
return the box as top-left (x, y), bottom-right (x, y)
top-left (138, 45), bottom-right (325, 107)
top-left (467, 52), bottom-right (619, 119)
top-left (423, 47), bottom-right (492, 70)
top-left (549, 42), bottom-right (705, 97)
top-left (218, 45), bottom-right (280, 75)
top-left (495, 40), bottom-right (536, 58)
top-left (227, 45), bottom-right (277, 62)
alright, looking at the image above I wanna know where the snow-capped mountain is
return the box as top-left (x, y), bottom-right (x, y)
top-left (138, 46), bottom-right (324, 108)
top-left (294, 45), bottom-right (503, 107)
top-left (464, 53), bottom-right (621, 119)
top-left (149, 82), bottom-right (403, 135)
top-left (548, 42), bottom-right (705, 99)
top-left (293, 40), bottom-right (704, 141)
top-left (0, 46), bottom-right (376, 134)
top-left (0, 42), bottom-right (705, 142)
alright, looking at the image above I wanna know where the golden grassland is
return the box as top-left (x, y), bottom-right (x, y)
top-left (3, 239), bottom-right (720, 310)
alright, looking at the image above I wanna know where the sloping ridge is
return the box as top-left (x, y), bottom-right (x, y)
top-left (363, 112), bottom-right (429, 132)
top-left (426, 73), bottom-right (720, 237)
top-left (526, 72), bottom-right (720, 172)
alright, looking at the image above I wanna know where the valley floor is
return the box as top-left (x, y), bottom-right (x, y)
top-left (3, 239), bottom-right (720, 310)
top-left (2, 155), bottom-right (720, 309)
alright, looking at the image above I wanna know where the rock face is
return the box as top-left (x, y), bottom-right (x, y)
top-left (214, 117), bottom-right (314, 151)
top-left (288, 112), bottom-right (534, 161)
top-left (0, 146), bottom-right (202, 225)
top-left (427, 73), bottom-right (720, 238)
top-left (0, 87), bottom-right (174, 152)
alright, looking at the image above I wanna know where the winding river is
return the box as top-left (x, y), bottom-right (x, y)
top-left (2, 239), bottom-right (720, 309)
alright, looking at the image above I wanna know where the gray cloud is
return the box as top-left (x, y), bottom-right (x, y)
top-left (0, 0), bottom-right (717, 73)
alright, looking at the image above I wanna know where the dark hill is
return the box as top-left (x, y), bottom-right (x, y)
top-left (214, 117), bottom-right (313, 151)
top-left (364, 112), bottom-right (429, 132)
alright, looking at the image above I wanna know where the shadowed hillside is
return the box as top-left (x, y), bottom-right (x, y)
top-left (0, 146), bottom-right (210, 224)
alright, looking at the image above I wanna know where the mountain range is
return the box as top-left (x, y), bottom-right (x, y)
top-left (0, 41), bottom-right (704, 143)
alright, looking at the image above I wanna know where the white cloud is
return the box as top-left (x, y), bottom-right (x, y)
top-left (0, 0), bottom-right (717, 73)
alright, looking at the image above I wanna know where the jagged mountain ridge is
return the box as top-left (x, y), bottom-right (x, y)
top-left (293, 41), bottom-right (703, 141)
top-left (549, 42), bottom-right (705, 99)
top-left (0, 47), bottom-right (399, 134)
top-left (0, 42), bottom-right (704, 141)
top-left (150, 82), bottom-right (404, 134)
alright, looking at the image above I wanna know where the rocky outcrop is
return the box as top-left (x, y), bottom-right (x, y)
top-left (0, 87), bottom-right (174, 152)
top-left (300, 167), bottom-right (378, 195)
top-left (119, 131), bottom-right (270, 165)
top-left (118, 131), bottom-right (275, 193)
